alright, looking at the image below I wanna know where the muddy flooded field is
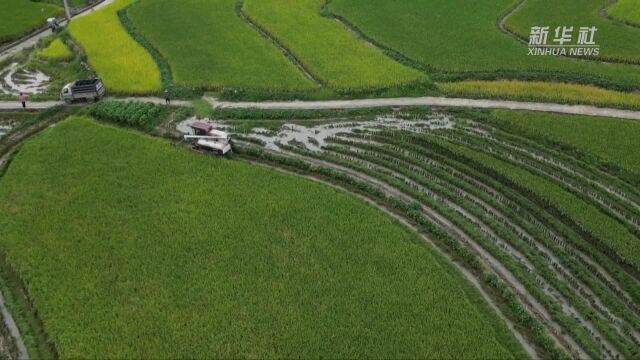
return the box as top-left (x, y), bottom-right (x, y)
top-left (0, 63), bottom-right (50, 95)
top-left (177, 113), bottom-right (455, 152)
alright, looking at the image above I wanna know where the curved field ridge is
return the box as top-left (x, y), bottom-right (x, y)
top-left (491, 110), bottom-right (640, 176)
top-left (506, 0), bottom-right (640, 64)
top-left (69, 0), bottom-right (161, 94)
top-left (327, 0), bottom-right (640, 90)
top-left (127, 0), bottom-right (316, 91)
top-left (0, 117), bottom-right (525, 358)
top-left (439, 81), bottom-right (640, 110)
top-left (0, 0), bottom-right (63, 44)
top-left (242, 0), bottom-right (427, 91)
top-left (609, 0), bottom-right (640, 25)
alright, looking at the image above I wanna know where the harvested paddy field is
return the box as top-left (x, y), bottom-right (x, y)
top-left (0, 117), bottom-right (525, 358)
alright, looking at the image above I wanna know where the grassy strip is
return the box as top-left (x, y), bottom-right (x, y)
top-left (235, 144), bottom-right (566, 359)
top-left (68, 0), bottom-right (161, 94)
top-left (439, 81), bottom-right (640, 110)
top-left (242, 0), bottom-right (427, 92)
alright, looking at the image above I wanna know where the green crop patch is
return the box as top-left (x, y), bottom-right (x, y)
top-left (36, 38), bottom-right (73, 61)
top-left (0, 117), bottom-right (525, 358)
top-left (490, 110), bottom-right (640, 177)
top-left (242, 0), bottom-right (427, 91)
top-left (69, 0), bottom-right (161, 94)
top-left (609, 0), bottom-right (640, 25)
top-left (0, 0), bottom-right (63, 44)
top-left (328, 0), bottom-right (640, 90)
top-left (127, 0), bottom-right (316, 92)
top-left (506, 0), bottom-right (640, 64)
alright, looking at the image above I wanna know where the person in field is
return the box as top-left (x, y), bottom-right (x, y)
top-left (19, 93), bottom-right (28, 109)
top-left (164, 88), bottom-right (171, 105)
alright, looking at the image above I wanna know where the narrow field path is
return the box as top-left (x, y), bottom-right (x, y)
top-left (210, 97), bottom-right (640, 121)
top-left (2, 96), bottom-right (640, 121)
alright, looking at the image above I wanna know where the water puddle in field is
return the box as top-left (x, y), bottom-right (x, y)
top-left (176, 114), bottom-right (454, 152)
top-left (0, 123), bottom-right (13, 140)
top-left (0, 63), bottom-right (50, 95)
top-left (240, 115), bottom-right (454, 152)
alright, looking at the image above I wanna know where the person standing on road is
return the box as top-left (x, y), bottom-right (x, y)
top-left (164, 88), bottom-right (171, 105)
top-left (19, 93), bottom-right (28, 110)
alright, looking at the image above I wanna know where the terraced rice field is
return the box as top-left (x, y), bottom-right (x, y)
top-left (327, 0), bottom-right (640, 90)
top-left (0, 117), bottom-right (526, 358)
top-left (233, 108), bottom-right (640, 359)
top-left (506, 0), bottom-right (640, 64)
top-left (608, 0), bottom-right (640, 26)
top-left (241, 0), bottom-right (427, 91)
top-left (69, 0), bottom-right (161, 94)
top-left (490, 110), bottom-right (640, 177)
top-left (0, 0), bottom-right (63, 44)
top-left (127, 0), bottom-right (316, 91)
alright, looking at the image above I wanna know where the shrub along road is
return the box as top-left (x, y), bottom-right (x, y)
top-left (2, 96), bottom-right (640, 121)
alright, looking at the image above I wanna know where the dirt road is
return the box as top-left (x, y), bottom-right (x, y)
top-left (210, 96), bottom-right (640, 121)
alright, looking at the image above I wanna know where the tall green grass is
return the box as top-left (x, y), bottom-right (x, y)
top-left (0, 0), bottom-right (63, 44)
top-left (327, 0), bottom-right (640, 90)
top-left (69, 0), bottom-right (161, 94)
top-left (439, 80), bottom-right (640, 109)
top-left (0, 117), bottom-right (525, 358)
top-left (243, 0), bottom-right (427, 91)
top-left (609, 0), bottom-right (640, 26)
top-left (127, 0), bottom-right (316, 91)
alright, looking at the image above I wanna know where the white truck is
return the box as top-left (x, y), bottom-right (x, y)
top-left (60, 79), bottom-right (106, 104)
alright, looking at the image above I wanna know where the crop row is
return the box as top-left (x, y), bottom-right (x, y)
top-left (316, 135), bottom-right (639, 357)
top-left (233, 142), bottom-right (567, 359)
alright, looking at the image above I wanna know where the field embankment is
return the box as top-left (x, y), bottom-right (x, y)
top-left (127, 0), bottom-right (316, 92)
top-left (327, 0), bottom-right (640, 91)
top-left (242, 0), bottom-right (427, 92)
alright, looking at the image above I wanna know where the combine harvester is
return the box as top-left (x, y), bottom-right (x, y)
top-left (184, 122), bottom-right (232, 155)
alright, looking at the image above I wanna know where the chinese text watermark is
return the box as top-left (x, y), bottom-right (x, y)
top-left (528, 26), bottom-right (599, 56)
